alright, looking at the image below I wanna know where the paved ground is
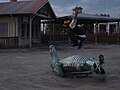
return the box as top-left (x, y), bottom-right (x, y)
top-left (0, 43), bottom-right (120, 90)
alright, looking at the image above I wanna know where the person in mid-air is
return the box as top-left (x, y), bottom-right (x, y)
top-left (69, 6), bottom-right (86, 49)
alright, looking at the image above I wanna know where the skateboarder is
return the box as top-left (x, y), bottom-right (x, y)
top-left (69, 6), bottom-right (86, 49)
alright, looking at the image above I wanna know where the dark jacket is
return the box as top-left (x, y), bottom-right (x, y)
top-left (71, 25), bottom-right (86, 35)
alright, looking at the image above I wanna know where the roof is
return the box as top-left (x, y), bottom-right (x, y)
top-left (56, 13), bottom-right (120, 23)
top-left (0, 0), bottom-right (48, 15)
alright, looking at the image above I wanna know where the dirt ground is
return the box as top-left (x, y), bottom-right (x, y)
top-left (0, 43), bottom-right (120, 90)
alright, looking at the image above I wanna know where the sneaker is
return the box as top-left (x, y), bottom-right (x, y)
top-left (77, 44), bottom-right (83, 49)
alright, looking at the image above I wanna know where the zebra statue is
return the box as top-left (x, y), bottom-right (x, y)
top-left (49, 45), bottom-right (106, 80)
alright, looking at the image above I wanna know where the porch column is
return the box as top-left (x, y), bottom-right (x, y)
top-left (106, 23), bottom-right (110, 35)
top-left (49, 19), bottom-right (52, 42)
top-left (43, 23), bottom-right (45, 34)
top-left (94, 23), bottom-right (96, 34)
top-left (116, 22), bottom-right (120, 43)
top-left (29, 16), bottom-right (32, 47)
top-left (29, 16), bottom-right (35, 47)
top-left (94, 23), bottom-right (98, 44)
top-left (98, 23), bottom-right (100, 34)
top-left (115, 22), bottom-right (117, 33)
top-left (29, 15), bottom-right (35, 47)
top-left (52, 22), bottom-right (55, 41)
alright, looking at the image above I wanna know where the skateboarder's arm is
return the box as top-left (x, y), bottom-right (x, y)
top-left (69, 7), bottom-right (78, 29)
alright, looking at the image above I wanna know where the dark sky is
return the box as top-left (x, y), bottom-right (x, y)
top-left (49, 0), bottom-right (120, 18)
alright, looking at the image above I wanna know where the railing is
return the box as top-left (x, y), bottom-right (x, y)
top-left (41, 35), bottom-right (69, 43)
top-left (0, 37), bottom-right (18, 48)
top-left (41, 34), bottom-right (119, 44)
top-left (98, 33), bottom-right (118, 43)
top-left (85, 34), bottom-right (96, 43)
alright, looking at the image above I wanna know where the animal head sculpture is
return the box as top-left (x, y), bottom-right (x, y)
top-left (93, 55), bottom-right (106, 80)
top-left (49, 45), bottom-right (64, 77)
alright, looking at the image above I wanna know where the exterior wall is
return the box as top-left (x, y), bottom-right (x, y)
top-left (0, 16), bottom-right (42, 47)
top-left (17, 16), bottom-right (42, 47)
top-left (0, 16), bottom-right (18, 37)
top-left (0, 1), bottom-right (56, 48)
top-left (0, 16), bottom-right (18, 48)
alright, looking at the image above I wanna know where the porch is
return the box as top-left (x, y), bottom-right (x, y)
top-left (41, 33), bottom-right (120, 44)
top-left (0, 37), bottom-right (18, 48)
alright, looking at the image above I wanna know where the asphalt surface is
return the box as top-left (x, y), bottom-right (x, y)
top-left (0, 43), bottom-right (120, 90)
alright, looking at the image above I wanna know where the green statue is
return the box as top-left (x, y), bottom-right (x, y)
top-left (49, 45), bottom-right (106, 80)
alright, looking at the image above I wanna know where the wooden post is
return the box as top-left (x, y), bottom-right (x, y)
top-left (29, 16), bottom-right (32, 47)
top-left (38, 20), bottom-right (41, 43)
top-left (43, 23), bottom-right (45, 34)
top-left (29, 15), bottom-right (35, 47)
top-left (49, 19), bottom-right (52, 43)
top-left (52, 22), bottom-right (55, 41)
top-left (94, 23), bottom-right (98, 44)
top-left (106, 23), bottom-right (110, 36)
top-left (116, 22), bottom-right (120, 43)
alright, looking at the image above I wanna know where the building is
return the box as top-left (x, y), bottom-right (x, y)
top-left (53, 7), bottom-right (120, 44)
top-left (0, 0), bottom-right (56, 48)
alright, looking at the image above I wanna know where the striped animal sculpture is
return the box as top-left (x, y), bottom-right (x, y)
top-left (49, 45), bottom-right (106, 80)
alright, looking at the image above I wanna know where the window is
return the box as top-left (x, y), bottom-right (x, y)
top-left (0, 23), bottom-right (8, 37)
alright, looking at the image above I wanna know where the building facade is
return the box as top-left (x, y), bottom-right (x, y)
top-left (0, 0), bottom-right (56, 48)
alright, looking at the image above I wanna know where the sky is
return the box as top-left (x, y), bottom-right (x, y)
top-left (0, 0), bottom-right (120, 18)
